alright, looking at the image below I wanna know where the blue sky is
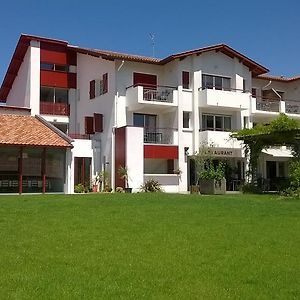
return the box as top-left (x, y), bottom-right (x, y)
top-left (1, 0), bottom-right (300, 84)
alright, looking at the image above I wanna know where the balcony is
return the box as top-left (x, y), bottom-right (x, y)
top-left (40, 101), bottom-right (70, 116)
top-left (143, 127), bottom-right (178, 145)
top-left (199, 87), bottom-right (250, 110)
top-left (126, 85), bottom-right (178, 112)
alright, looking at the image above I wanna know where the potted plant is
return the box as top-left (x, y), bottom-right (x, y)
top-left (118, 166), bottom-right (132, 193)
top-left (193, 144), bottom-right (226, 194)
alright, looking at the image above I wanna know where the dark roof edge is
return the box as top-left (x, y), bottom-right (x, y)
top-left (35, 115), bottom-right (74, 147)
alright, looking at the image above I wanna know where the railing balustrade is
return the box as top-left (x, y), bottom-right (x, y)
top-left (286, 100), bottom-right (300, 114)
top-left (143, 127), bottom-right (176, 144)
top-left (256, 98), bottom-right (280, 112)
top-left (40, 101), bottom-right (70, 116)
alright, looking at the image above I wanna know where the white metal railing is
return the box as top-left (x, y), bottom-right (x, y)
top-left (286, 100), bottom-right (300, 114)
top-left (256, 98), bottom-right (280, 112)
top-left (143, 127), bottom-right (176, 144)
top-left (142, 86), bottom-right (175, 103)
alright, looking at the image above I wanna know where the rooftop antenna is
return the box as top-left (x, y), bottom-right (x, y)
top-left (149, 33), bottom-right (155, 57)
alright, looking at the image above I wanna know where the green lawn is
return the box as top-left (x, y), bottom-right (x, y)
top-left (0, 193), bottom-right (300, 299)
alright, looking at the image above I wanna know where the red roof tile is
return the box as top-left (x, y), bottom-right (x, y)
top-left (256, 74), bottom-right (300, 82)
top-left (0, 114), bottom-right (72, 148)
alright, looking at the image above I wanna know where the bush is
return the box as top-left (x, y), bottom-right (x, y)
top-left (140, 179), bottom-right (163, 193)
top-left (74, 183), bottom-right (87, 193)
top-left (289, 160), bottom-right (300, 189)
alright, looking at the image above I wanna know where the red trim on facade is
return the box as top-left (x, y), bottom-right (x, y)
top-left (40, 48), bottom-right (67, 65)
top-left (144, 145), bottom-right (178, 159)
top-left (40, 70), bottom-right (76, 88)
top-left (115, 127), bottom-right (126, 188)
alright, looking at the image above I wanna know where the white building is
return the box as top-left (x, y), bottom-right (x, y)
top-left (0, 34), bottom-right (298, 193)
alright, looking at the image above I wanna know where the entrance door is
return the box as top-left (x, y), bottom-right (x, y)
top-left (266, 161), bottom-right (277, 190)
top-left (266, 161), bottom-right (277, 179)
top-left (74, 157), bottom-right (91, 188)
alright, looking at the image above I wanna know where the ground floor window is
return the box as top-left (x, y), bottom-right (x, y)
top-left (0, 147), bottom-right (66, 193)
top-left (144, 159), bottom-right (178, 174)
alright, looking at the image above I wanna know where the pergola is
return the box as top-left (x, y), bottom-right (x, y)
top-left (232, 114), bottom-right (300, 181)
top-left (0, 114), bottom-right (72, 193)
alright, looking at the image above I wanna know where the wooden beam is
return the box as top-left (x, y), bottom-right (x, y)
top-left (19, 147), bottom-right (23, 194)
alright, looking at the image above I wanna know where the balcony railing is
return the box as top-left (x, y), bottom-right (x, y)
top-left (68, 133), bottom-right (90, 140)
top-left (40, 101), bottom-right (70, 116)
top-left (200, 86), bottom-right (250, 93)
top-left (286, 100), bottom-right (300, 114)
top-left (142, 86), bottom-right (175, 103)
top-left (256, 98), bottom-right (280, 112)
top-left (143, 127), bottom-right (176, 144)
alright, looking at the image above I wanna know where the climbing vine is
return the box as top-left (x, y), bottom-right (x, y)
top-left (231, 113), bottom-right (300, 184)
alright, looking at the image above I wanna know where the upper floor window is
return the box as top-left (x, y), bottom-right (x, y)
top-left (133, 113), bottom-right (156, 128)
top-left (183, 111), bottom-right (191, 129)
top-left (41, 63), bottom-right (68, 72)
top-left (202, 114), bottom-right (232, 131)
top-left (40, 86), bottom-right (68, 104)
top-left (89, 73), bottom-right (108, 99)
top-left (202, 74), bottom-right (230, 91)
top-left (182, 71), bottom-right (190, 89)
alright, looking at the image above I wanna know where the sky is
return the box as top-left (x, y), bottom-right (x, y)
top-left (1, 0), bottom-right (300, 84)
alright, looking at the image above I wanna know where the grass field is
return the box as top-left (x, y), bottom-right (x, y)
top-left (0, 193), bottom-right (299, 299)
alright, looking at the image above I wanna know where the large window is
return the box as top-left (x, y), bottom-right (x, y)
top-left (202, 114), bottom-right (232, 131)
top-left (133, 113), bottom-right (157, 128)
top-left (41, 63), bottom-right (68, 72)
top-left (202, 74), bottom-right (231, 91)
top-left (40, 87), bottom-right (69, 104)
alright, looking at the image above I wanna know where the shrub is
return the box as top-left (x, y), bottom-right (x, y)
top-left (140, 179), bottom-right (163, 193)
top-left (289, 160), bottom-right (300, 189)
top-left (74, 183), bottom-right (86, 193)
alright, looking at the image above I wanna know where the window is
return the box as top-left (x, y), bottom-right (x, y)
top-left (40, 63), bottom-right (68, 72)
top-left (243, 79), bottom-right (246, 92)
top-left (40, 87), bottom-right (68, 103)
top-left (252, 88), bottom-right (257, 98)
top-left (202, 114), bottom-right (232, 131)
top-left (133, 113), bottom-right (156, 128)
top-left (85, 116), bottom-right (94, 134)
top-left (90, 73), bottom-right (108, 99)
top-left (202, 74), bottom-right (231, 91)
top-left (182, 71), bottom-right (190, 89)
top-left (183, 112), bottom-right (191, 128)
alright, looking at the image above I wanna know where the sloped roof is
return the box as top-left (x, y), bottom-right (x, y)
top-left (0, 114), bottom-right (72, 148)
top-left (0, 34), bottom-right (269, 101)
top-left (256, 74), bottom-right (300, 82)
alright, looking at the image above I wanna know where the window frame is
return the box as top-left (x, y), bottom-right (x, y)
top-left (201, 114), bottom-right (232, 132)
top-left (202, 74), bottom-right (231, 91)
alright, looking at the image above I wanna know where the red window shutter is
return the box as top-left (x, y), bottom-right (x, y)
top-left (89, 80), bottom-right (95, 99)
top-left (94, 113), bottom-right (103, 132)
top-left (85, 116), bottom-right (94, 134)
top-left (182, 71), bottom-right (190, 89)
top-left (103, 73), bottom-right (108, 94)
top-left (133, 72), bottom-right (157, 89)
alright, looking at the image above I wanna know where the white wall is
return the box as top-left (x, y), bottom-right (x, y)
top-left (6, 41), bottom-right (40, 113)
top-left (76, 53), bottom-right (116, 179)
top-left (126, 126), bottom-right (144, 192)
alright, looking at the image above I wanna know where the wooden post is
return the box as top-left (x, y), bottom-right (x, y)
top-left (42, 148), bottom-right (46, 193)
top-left (19, 147), bottom-right (23, 194)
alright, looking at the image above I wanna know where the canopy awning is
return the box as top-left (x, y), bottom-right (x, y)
top-left (262, 148), bottom-right (293, 158)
